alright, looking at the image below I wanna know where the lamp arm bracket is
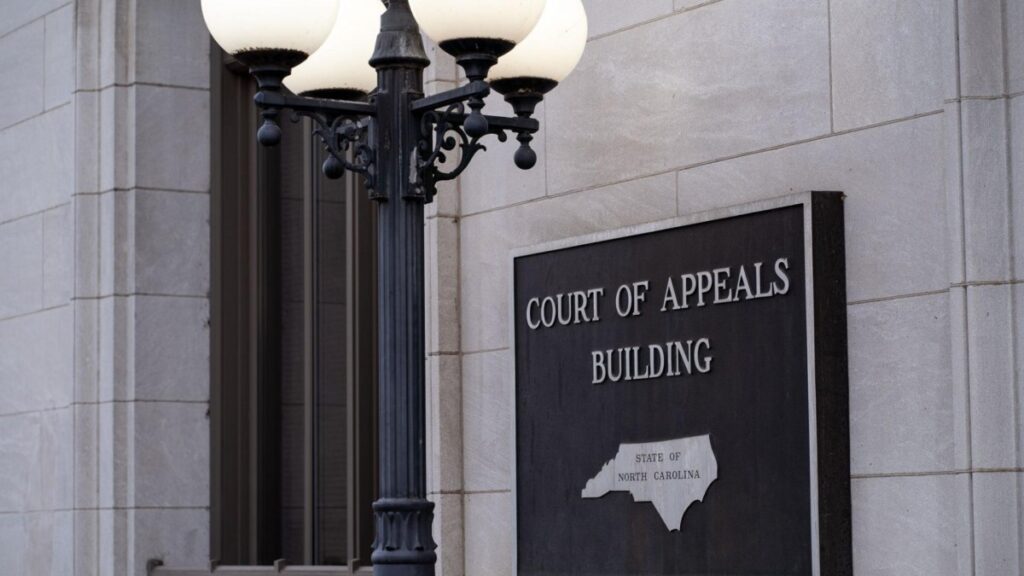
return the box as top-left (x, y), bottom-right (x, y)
top-left (410, 80), bottom-right (489, 114)
top-left (251, 88), bottom-right (377, 188)
top-left (445, 112), bottom-right (539, 134)
top-left (285, 108), bottom-right (377, 191)
top-left (413, 105), bottom-right (540, 201)
top-left (255, 90), bottom-right (377, 117)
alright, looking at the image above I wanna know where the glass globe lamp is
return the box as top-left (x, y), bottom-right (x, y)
top-left (284, 0), bottom-right (385, 100)
top-left (201, 0), bottom-right (339, 70)
top-left (490, 0), bottom-right (588, 109)
top-left (410, 0), bottom-right (547, 79)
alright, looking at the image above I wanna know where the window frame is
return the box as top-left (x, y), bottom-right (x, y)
top-left (194, 48), bottom-right (378, 574)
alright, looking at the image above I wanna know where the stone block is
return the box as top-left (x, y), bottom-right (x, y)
top-left (464, 491), bottom-right (514, 576)
top-left (74, 298), bottom-right (100, 405)
top-left (1012, 97), bottom-right (1023, 278)
top-left (97, 508), bottom-right (129, 576)
top-left (74, 0), bottom-right (100, 94)
top-left (461, 93), bottom-right (547, 215)
top-left (971, 472), bottom-right (1021, 574)
top-left (426, 216), bottom-right (460, 354)
top-left (848, 293), bottom-right (954, 475)
top-left (0, 514), bottom-right (26, 574)
top-left (960, 99), bottom-right (1010, 282)
top-left (133, 401), bottom-right (210, 507)
top-left (53, 407), bottom-right (73, 509)
top-left (583, 0), bottom-right (673, 38)
top-left (43, 204), bottom-right (72, 308)
top-left (1018, 285), bottom-right (1024, 463)
top-left (0, 306), bottom-right (73, 414)
top-left (23, 510), bottom-right (74, 576)
top-left (50, 511), bottom-right (74, 576)
top-left (135, 190), bottom-right (210, 296)
top-left (98, 86), bottom-right (134, 193)
top-left (939, 0), bottom-right (959, 100)
top-left (44, 5), bottom-right (74, 109)
top-left (952, 471), bottom-right (976, 575)
top-left (678, 113), bottom-right (946, 303)
top-left (0, 18), bottom-right (44, 129)
top-left (0, 511), bottom-right (71, 576)
top-left (98, 190), bottom-right (134, 298)
top-left (0, 214), bottom-right (43, 319)
top-left (460, 172), bottom-right (675, 352)
top-left (98, 400), bottom-right (129, 509)
top-left (434, 182), bottom-right (461, 221)
top-left (73, 509), bottom-right (99, 576)
top-left (132, 508), bottom-right (210, 570)
top-left (135, 0), bottom-right (210, 89)
top-left (947, 286), bottom-right (971, 470)
top-left (0, 0), bottom-right (66, 37)
top-left (944, 102), bottom-right (966, 285)
top-left (544, 0), bottom-right (830, 194)
top-left (426, 354), bottom-right (463, 495)
top-left (134, 296), bottom-right (210, 402)
top-left (429, 492), bottom-right (464, 576)
top-left (135, 85), bottom-right (210, 192)
top-left (966, 285), bottom-right (1016, 469)
top-left (74, 403), bottom-right (100, 509)
top-left (462, 350), bottom-right (513, 492)
top-left (850, 474), bottom-right (960, 576)
top-left (75, 91), bottom-right (102, 195)
top-left (830, 0), bottom-right (944, 130)
top-left (0, 105), bottom-right (73, 222)
top-left (957, 0), bottom-right (1006, 96)
top-left (74, 195), bottom-right (102, 301)
top-left (424, 39), bottom-right (457, 84)
top-left (1009, 1), bottom-right (1024, 94)
top-left (0, 408), bottom-right (73, 512)
top-left (98, 0), bottom-right (132, 89)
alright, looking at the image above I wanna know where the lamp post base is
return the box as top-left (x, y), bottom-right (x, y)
top-left (371, 497), bottom-right (437, 572)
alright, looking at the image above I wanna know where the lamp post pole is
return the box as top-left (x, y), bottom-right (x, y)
top-left (367, 2), bottom-right (436, 575)
top-left (202, 0), bottom-right (588, 573)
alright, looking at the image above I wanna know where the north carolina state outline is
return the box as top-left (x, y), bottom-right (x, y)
top-left (581, 434), bottom-right (718, 531)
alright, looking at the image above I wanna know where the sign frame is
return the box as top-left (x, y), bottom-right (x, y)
top-left (507, 191), bottom-right (851, 576)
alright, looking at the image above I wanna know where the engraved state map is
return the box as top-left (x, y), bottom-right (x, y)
top-left (581, 434), bottom-right (718, 531)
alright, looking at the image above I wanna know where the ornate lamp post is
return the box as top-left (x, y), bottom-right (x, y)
top-left (200, 0), bottom-right (587, 574)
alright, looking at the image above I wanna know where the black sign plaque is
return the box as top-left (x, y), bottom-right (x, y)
top-left (512, 193), bottom-right (851, 576)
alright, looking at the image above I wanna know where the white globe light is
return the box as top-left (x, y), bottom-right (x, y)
top-left (201, 0), bottom-right (340, 64)
top-left (490, 0), bottom-right (587, 84)
top-left (410, 0), bottom-right (547, 54)
top-left (285, 0), bottom-right (384, 97)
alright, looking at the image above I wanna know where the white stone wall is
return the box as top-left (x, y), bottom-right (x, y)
top-left (447, 0), bottom-right (1024, 574)
top-left (70, 0), bottom-right (212, 574)
top-left (0, 0), bottom-right (76, 573)
top-left (423, 42), bottom-right (467, 576)
top-left (0, 0), bottom-right (212, 574)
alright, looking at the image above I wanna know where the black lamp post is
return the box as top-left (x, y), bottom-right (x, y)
top-left (201, 0), bottom-right (587, 574)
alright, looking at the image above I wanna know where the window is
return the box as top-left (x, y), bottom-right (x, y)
top-left (207, 51), bottom-right (377, 572)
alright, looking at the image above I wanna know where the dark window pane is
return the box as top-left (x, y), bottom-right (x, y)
top-left (212, 51), bottom-right (375, 569)
top-left (276, 118), bottom-right (307, 563)
top-left (317, 167), bottom-right (349, 563)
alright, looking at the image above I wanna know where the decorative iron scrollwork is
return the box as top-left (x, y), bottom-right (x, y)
top-left (290, 109), bottom-right (377, 193)
top-left (250, 68), bottom-right (540, 204)
top-left (413, 102), bottom-right (508, 200)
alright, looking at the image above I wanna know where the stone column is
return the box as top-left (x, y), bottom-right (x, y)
top-left (73, 0), bottom-right (212, 574)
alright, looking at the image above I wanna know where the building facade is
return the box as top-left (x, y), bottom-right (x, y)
top-left (0, 0), bottom-right (1021, 575)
